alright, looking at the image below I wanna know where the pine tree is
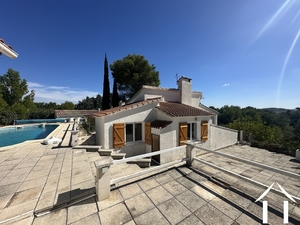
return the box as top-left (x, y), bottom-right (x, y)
top-left (112, 78), bottom-right (119, 107)
top-left (102, 53), bottom-right (110, 110)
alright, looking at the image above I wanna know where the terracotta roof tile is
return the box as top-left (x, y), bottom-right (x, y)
top-left (151, 120), bottom-right (172, 129)
top-left (55, 110), bottom-right (98, 118)
top-left (92, 97), bottom-right (161, 118)
top-left (156, 102), bottom-right (214, 117)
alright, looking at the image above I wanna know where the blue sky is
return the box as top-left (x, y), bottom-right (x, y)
top-left (1, 0), bottom-right (300, 109)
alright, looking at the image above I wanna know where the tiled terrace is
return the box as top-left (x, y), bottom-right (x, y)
top-left (0, 123), bottom-right (299, 224)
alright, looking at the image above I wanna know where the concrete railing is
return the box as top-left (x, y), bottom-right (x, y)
top-left (194, 145), bottom-right (300, 203)
top-left (94, 144), bottom-right (194, 201)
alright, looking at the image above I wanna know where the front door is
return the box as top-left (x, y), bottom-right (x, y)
top-left (151, 134), bottom-right (160, 164)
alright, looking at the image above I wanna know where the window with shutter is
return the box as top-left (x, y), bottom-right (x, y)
top-left (201, 122), bottom-right (208, 141)
top-left (113, 123), bottom-right (125, 148)
top-left (145, 122), bottom-right (151, 145)
top-left (179, 122), bottom-right (188, 146)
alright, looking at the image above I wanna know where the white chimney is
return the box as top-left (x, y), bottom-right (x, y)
top-left (177, 76), bottom-right (192, 105)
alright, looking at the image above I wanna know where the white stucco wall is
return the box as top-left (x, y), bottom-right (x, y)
top-left (196, 124), bottom-right (238, 154)
top-left (118, 142), bottom-right (147, 157)
top-left (210, 124), bottom-right (238, 149)
top-left (128, 88), bottom-right (180, 103)
top-left (154, 113), bottom-right (214, 163)
top-left (179, 79), bottom-right (192, 105)
top-left (191, 96), bottom-right (200, 108)
top-left (95, 117), bottom-right (103, 146)
top-left (99, 103), bottom-right (157, 155)
top-left (159, 124), bottom-right (186, 164)
top-left (155, 110), bottom-right (215, 147)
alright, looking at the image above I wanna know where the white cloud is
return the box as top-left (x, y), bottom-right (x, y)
top-left (28, 82), bottom-right (99, 104)
top-left (27, 82), bottom-right (45, 88)
top-left (222, 83), bottom-right (230, 87)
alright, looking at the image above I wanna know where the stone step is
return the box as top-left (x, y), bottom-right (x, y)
top-left (127, 158), bottom-right (151, 168)
top-left (111, 153), bottom-right (126, 160)
top-left (73, 145), bottom-right (102, 150)
top-left (98, 149), bottom-right (113, 156)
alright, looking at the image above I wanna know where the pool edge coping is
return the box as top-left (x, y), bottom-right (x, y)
top-left (0, 123), bottom-right (66, 151)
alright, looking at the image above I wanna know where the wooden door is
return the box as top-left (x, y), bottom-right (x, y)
top-left (151, 134), bottom-right (160, 164)
top-left (179, 122), bottom-right (188, 146)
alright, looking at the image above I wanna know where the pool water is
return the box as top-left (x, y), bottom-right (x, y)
top-left (0, 124), bottom-right (59, 147)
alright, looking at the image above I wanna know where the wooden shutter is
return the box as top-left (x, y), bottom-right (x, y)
top-left (145, 122), bottom-right (151, 145)
top-left (179, 122), bottom-right (188, 146)
top-left (201, 122), bottom-right (208, 141)
top-left (113, 123), bottom-right (125, 148)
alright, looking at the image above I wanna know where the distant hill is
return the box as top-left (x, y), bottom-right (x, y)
top-left (261, 108), bottom-right (294, 114)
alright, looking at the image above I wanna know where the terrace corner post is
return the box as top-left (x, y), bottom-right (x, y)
top-left (186, 142), bottom-right (196, 166)
top-left (94, 156), bottom-right (114, 201)
top-left (70, 130), bottom-right (79, 147)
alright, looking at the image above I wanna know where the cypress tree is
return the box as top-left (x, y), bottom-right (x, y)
top-left (102, 53), bottom-right (110, 110)
top-left (112, 78), bottom-right (119, 107)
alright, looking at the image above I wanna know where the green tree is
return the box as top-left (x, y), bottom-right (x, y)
top-left (35, 102), bottom-right (58, 109)
top-left (60, 101), bottom-right (75, 110)
top-left (76, 95), bottom-right (102, 110)
top-left (110, 54), bottom-right (160, 100)
top-left (95, 94), bottom-right (102, 110)
top-left (294, 119), bottom-right (300, 143)
top-left (102, 53), bottom-right (110, 110)
top-left (11, 103), bottom-right (28, 119)
top-left (0, 110), bottom-right (17, 125)
top-left (0, 93), bottom-right (8, 112)
top-left (0, 69), bottom-right (34, 106)
top-left (112, 78), bottom-right (119, 107)
top-left (218, 105), bottom-right (242, 125)
top-left (23, 90), bottom-right (36, 110)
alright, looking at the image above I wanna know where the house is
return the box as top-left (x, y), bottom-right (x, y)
top-left (55, 110), bottom-right (99, 122)
top-left (0, 38), bottom-right (18, 59)
top-left (92, 76), bottom-right (237, 164)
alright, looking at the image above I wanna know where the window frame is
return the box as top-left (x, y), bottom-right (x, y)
top-left (187, 122), bottom-right (198, 141)
top-left (125, 122), bottom-right (143, 144)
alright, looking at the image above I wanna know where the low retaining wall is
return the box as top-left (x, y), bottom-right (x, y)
top-left (197, 124), bottom-right (238, 152)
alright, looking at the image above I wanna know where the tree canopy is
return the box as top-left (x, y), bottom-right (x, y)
top-left (0, 69), bottom-right (34, 106)
top-left (0, 69), bottom-right (36, 123)
top-left (112, 78), bottom-right (119, 107)
top-left (110, 54), bottom-right (160, 100)
top-left (75, 95), bottom-right (102, 110)
top-left (59, 101), bottom-right (75, 110)
top-left (213, 105), bottom-right (300, 156)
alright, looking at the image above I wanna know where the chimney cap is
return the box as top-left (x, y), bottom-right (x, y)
top-left (177, 76), bottom-right (192, 83)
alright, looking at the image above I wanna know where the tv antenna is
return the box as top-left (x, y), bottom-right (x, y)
top-left (175, 73), bottom-right (178, 84)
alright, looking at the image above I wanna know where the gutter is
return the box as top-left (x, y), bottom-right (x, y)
top-left (0, 40), bottom-right (18, 59)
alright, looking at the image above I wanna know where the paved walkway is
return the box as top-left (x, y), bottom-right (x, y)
top-left (0, 123), bottom-right (95, 224)
top-left (0, 126), bottom-right (299, 224)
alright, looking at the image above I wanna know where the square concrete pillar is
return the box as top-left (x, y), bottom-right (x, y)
top-left (296, 149), bottom-right (300, 161)
top-left (239, 130), bottom-right (243, 142)
top-left (186, 142), bottom-right (196, 166)
top-left (71, 131), bottom-right (79, 147)
top-left (94, 157), bottom-right (114, 201)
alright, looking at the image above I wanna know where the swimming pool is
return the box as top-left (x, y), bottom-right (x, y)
top-left (0, 124), bottom-right (59, 147)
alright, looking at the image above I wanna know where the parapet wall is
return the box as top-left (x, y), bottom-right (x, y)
top-left (197, 124), bottom-right (238, 152)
